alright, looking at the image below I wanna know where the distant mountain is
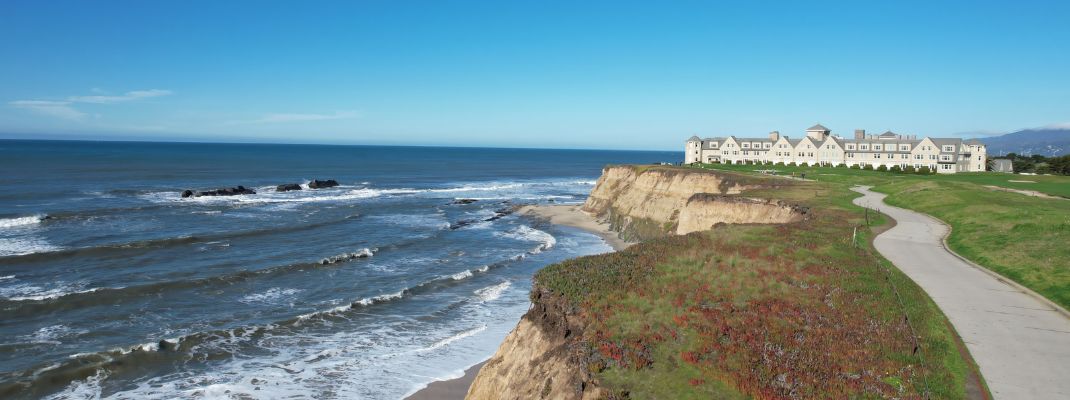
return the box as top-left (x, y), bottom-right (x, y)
top-left (981, 128), bottom-right (1070, 157)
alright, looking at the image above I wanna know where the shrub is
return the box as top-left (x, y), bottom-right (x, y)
top-left (863, 164), bottom-right (874, 171)
top-left (889, 165), bottom-right (902, 173)
top-left (876, 165), bottom-right (888, 172)
top-left (850, 164), bottom-right (861, 169)
top-left (836, 163), bottom-right (847, 168)
top-left (776, 162), bottom-right (785, 166)
top-left (916, 166), bottom-right (932, 174)
top-left (903, 165), bottom-right (916, 173)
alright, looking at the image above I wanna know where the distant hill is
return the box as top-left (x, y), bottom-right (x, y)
top-left (981, 128), bottom-right (1070, 157)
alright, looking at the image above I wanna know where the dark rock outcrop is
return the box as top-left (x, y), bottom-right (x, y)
top-left (182, 186), bottom-right (256, 198)
top-left (451, 198), bottom-right (479, 205)
top-left (308, 179), bottom-right (339, 189)
top-left (276, 183), bottom-right (302, 192)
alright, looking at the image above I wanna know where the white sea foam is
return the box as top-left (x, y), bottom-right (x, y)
top-left (418, 325), bottom-right (488, 352)
top-left (449, 270), bottom-right (473, 280)
top-left (23, 324), bottom-right (87, 345)
top-left (0, 274), bottom-right (14, 281)
top-left (0, 215), bottom-right (44, 229)
top-left (0, 281), bottom-right (103, 302)
top-left (353, 289), bottom-right (407, 306)
top-left (239, 288), bottom-right (303, 304)
top-left (475, 281), bottom-right (511, 302)
top-left (0, 236), bottom-right (62, 257)
top-left (43, 371), bottom-right (106, 400)
top-left (496, 225), bottom-right (557, 253)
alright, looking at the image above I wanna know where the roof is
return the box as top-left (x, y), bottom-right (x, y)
top-left (807, 123), bottom-right (830, 131)
top-left (687, 135), bottom-right (701, 142)
top-left (879, 130), bottom-right (898, 137)
top-left (964, 139), bottom-right (984, 145)
top-left (930, 138), bottom-right (963, 148)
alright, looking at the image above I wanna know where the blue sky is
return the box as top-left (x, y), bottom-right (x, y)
top-left (1, 0), bottom-right (1068, 150)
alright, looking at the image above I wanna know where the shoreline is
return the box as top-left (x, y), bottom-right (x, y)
top-left (518, 204), bottom-right (634, 251)
top-left (403, 203), bottom-right (631, 400)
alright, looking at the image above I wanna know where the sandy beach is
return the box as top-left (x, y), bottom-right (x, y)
top-left (403, 204), bottom-right (631, 400)
top-left (518, 204), bottom-right (634, 251)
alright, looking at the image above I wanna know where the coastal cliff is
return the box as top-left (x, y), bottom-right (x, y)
top-left (467, 166), bottom-right (809, 399)
top-left (467, 165), bottom-right (970, 399)
top-left (582, 166), bottom-right (805, 240)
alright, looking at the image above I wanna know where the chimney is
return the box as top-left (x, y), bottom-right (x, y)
top-left (854, 129), bottom-right (865, 140)
top-left (769, 131), bottom-right (780, 141)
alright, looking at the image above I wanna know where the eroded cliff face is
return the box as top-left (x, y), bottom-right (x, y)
top-left (466, 288), bottom-right (601, 400)
top-left (466, 166), bottom-right (807, 400)
top-left (582, 166), bottom-right (805, 239)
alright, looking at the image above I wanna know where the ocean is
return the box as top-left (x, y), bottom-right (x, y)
top-left (0, 140), bottom-right (677, 399)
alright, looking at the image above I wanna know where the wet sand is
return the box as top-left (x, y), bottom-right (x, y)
top-left (405, 361), bottom-right (485, 400)
top-left (518, 204), bottom-right (634, 251)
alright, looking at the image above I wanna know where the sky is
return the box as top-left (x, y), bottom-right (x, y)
top-left (1, 0), bottom-right (1068, 150)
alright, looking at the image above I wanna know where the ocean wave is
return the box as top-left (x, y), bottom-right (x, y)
top-left (417, 325), bottom-right (487, 352)
top-left (474, 281), bottom-right (511, 302)
top-left (0, 215), bottom-right (45, 229)
top-left (239, 287), bottom-right (303, 304)
top-left (496, 225), bottom-right (557, 253)
top-left (319, 248), bottom-right (375, 265)
top-left (0, 215), bottom-right (361, 263)
top-left (449, 270), bottom-right (473, 280)
top-left (0, 281), bottom-right (106, 302)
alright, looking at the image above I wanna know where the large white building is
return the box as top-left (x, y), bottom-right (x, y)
top-left (685, 124), bottom-right (987, 173)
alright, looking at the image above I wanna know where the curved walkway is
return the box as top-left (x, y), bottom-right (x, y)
top-left (852, 186), bottom-right (1070, 400)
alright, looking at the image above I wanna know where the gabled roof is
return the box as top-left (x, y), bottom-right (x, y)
top-left (964, 139), bottom-right (984, 145)
top-left (807, 123), bottom-right (830, 131)
top-left (687, 135), bottom-right (701, 142)
top-left (879, 130), bottom-right (898, 137)
top-left (930, 138), bottom-right (963, 148)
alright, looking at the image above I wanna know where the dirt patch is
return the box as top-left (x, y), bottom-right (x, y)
top-left (983, 185), bottom-right (1066, 200)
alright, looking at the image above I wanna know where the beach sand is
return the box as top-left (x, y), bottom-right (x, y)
top-left (403, 204), bottom-right (631, 400)
top-left (518, 204), bottom-right (633, 251)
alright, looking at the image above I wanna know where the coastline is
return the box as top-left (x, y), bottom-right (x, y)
top-left (403, 203), bottom-right (630, 400)
top-left (518, 204), bottom-right (633, 251)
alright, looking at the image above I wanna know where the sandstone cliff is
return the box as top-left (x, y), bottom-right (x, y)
top-left (582, 166), bottom-right (805, 239)
top-left (466, 166), bottom-right (806, 400)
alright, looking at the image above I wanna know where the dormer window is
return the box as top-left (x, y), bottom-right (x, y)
top-left (942, 145), bottom-right (954, 152)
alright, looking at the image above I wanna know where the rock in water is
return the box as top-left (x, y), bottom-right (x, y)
top-left (319, 248), bottom-right (375, 265)
top-left (276, 183), bottom-right (302, 192)
top-left (182, 186), bottom-right (257, 198)
top-left (451, 198), bottom-right (479, 205)
top-left (308, 179), bottom-right (339, 189)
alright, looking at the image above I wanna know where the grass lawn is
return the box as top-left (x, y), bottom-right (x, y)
top-left (691, 162), bottom-right (1070, 310)
top-left (535, 170), bottom-right (977, 398)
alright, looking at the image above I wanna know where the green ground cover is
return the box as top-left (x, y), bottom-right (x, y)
top-left (535, 172), bottom-right (977, 398)
top-left (691, 162), bottom-right (1070, 310)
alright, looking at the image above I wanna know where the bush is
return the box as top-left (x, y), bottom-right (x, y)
top-left (876, 165), bottom-right (888, 172)
top-left (889, 165), bottom-right (902, 173)
top-left (788, 162), bottom-right (797, 167)
top-left (836, 163), bottom-right (847, 168)
top-left (863, 164), bottom-right (874, 171)
top-left (903, 165), bottom-right (916, 173)
top-left (916, 166), bottom-right (932, 174)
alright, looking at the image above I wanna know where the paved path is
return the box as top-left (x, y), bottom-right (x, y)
top-left (852, 187), bottom-right (1070, 400)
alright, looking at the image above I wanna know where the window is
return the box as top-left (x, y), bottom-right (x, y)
top-left (901, 154), bottom-right (908, 159)
top-left (742, 143), bottom-right (750, 148)
top-left (847, 153), bottom-right (854, 158)
top-left (846, 144), bottom-right (856, 150)
top-left (874, 154), bottom-right (881, 159)
top-left (860, 144), bottom-right (869, 150)
top-left (942, 145), bottom-right (954, 152)
top-left (930, 155), bottom-right (937, 160)
top-left (915, 154), bottom-right (922, 160)
top-left (899, 144), bottom-right (910, 151)
top-left (711, 143), bottom-right (718, 148)
top-left (764, 143), bottom-right (771, 149)
top-left (940, 155), bottom-right (952, 161)
top-left (873, 144), bottom-right (882, 151)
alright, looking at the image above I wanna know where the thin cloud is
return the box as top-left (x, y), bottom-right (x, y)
top-left (8, 100), bottom-right (87, 120)
top-left (229, 111), bottom-right (360, 125)
top-left (67, 89), bottom-right (172, 104)
top-left (1040, 122), bottom-right (1070, 130)
top-left (9, 88), bottom-right (171, 121)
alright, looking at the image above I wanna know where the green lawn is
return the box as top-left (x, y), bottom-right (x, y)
top-left (535, 171), bottom-right (977, 398)
top-left (690, 162), bottom-right (1070, 310)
